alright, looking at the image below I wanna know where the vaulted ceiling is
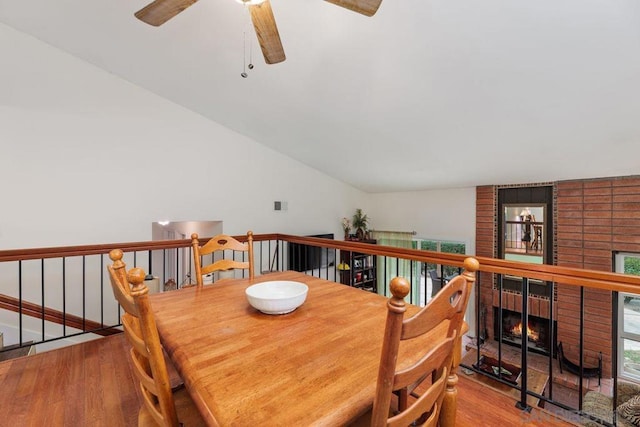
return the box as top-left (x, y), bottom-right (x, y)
top-left (2, 0), bottom-right (640, 192)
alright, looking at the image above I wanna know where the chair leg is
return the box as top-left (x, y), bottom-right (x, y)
top-left (439, 333), bottom-right (462, 427)
top-left (398, 388), bottom-right (408, 412)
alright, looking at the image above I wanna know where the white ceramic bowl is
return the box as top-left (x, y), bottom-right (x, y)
top-left (245, 280), bottom-right (309, 315)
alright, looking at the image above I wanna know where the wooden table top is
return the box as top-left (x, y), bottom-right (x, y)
top-left (150, 271), bottom-right (428, 426)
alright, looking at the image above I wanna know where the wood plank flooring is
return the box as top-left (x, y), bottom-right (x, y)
top-left (0, 334), bottom-right (575, 426)
top-left (0, 334), bottom-right (139, 426)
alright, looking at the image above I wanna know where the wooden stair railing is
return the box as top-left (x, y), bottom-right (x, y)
top-left (0, 294), bottom-right (121, 337)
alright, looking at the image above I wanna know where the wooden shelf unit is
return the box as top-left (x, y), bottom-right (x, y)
top-left (339, 239), bottom-right (377, 292)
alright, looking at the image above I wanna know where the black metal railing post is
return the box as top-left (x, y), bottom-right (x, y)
top-left (41, 259), bottom-right (45, 342)
top-left (516, 276), bottom-right (530, 411)
top-left (82, 256), bottom-right (86, 332)
top-left (497, 274), bottom-right (504, 370)
top-left (62, 257), bottom-right (66, 336)
top-left (547, 280), bottom-right (555, 404)
top-left (18, 260), bottom-right (23, 346)
top-left (578, 285), bottom-right (585, 409)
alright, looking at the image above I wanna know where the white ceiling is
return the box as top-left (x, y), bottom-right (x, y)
top-left (2, 0), bottom-right (640, 192)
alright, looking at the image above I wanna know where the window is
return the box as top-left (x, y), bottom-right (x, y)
top-left (499, 203), bottom-right (549, 296)
top-left (502, 204), bottom-right (545, 265)
top-left (416, 239), bottom-right (466, 278)
top-left (413, 238), bottom-right (466, 305)
top-left (617, 252), bottom-right (640, 381)
top-left (496, 185), bottom-right (553, 269)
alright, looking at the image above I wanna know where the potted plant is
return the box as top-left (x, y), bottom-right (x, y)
top-left (352, 208), bottom-right (369, 240)
top-left (341, 217), bottom-right (351, 240)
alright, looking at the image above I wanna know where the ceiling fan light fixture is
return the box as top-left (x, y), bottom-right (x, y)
top-left (236, 0), bottom-right (266, 5)
top-left (134, 0), bottom-right (380, 66)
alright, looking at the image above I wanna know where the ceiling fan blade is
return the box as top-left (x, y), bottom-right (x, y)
top-left (135, 0), bottom-right (199, 27)
top-left (324, 0), bottom-right (382, 17)
top-left (249, 1), bottom-right (286, 65)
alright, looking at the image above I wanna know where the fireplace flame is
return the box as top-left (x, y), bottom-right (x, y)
top-left (511, 322), bottom-right (539, 342)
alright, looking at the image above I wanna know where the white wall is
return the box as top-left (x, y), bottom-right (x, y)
top-left (0, 23), bottom-right (478, 252)
top-left (368, 187), bottom-right (477, 335)
top-left (368, 188), bottom-right (477, 256)
top-left (0, 23), bottom-right (367, 250)
top-left (0, 24), bottom-right (480, 346)
top-left (0, 23), bottom-right (372, 348)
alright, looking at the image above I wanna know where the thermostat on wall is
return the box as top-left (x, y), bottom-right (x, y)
top-left (274, 201), bottom-right (288, 211)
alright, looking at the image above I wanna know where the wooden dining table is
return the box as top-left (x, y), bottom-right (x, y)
top-left (150, 270), bottom-right (433, 426)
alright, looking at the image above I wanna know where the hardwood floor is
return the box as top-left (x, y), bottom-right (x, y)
top-left (0, 334), bottom-right (576, 426)
top-left (456, 374), bottom-right (574, 426)
top-left (0, 334), bottom-right (139, 426)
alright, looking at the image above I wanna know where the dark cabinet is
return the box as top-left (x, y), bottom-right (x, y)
top-left (339, 239), bottom-right (377, 292)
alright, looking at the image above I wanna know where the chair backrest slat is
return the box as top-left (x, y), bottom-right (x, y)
top-left (191, 231), bottom-right (254, 286)
top-left (389, 338), bottom-right (453, 427)
top-left (401, 278), bottom-right (466, 340)
top-left (122, 314), bottom-right (147, 357)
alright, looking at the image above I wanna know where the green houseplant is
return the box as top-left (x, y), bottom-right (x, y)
top-left (352, 208), bottom-right (369, 240)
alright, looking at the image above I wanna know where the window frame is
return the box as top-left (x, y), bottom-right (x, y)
top-left (616, 252), bottom-right (640, 382)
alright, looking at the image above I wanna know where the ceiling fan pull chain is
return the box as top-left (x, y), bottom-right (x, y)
top-left (248, 33), bottom-right (254, 70)
top-left (241, 31), bottom-right (248, 78)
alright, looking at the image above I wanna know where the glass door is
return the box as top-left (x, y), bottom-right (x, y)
top-left (617, 253), bottom-right (640, 380)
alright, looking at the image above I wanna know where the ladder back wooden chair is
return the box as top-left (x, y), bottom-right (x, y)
top-left (367, 257), bottom-right (478, 427)
top-left (191, 231), bottom-right (254, 286)
top-left (108, 249), bottom-right (206, 427)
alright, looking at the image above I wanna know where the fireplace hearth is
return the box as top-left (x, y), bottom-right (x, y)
top-left (493, 308), bottom-right (556, 356)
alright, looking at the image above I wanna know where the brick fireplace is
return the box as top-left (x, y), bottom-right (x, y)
top-left (476, 176), bottom-right (640, 380)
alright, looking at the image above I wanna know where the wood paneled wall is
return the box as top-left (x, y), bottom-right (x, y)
top-left (476, 176), bottom-right (640, 379)
top-left (476, 186), bottom-right (497, 341)
top-left (555, 176), bottom-right (640, 377)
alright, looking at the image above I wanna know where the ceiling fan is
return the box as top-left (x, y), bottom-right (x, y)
top-left (134, 0), bottom-right (383, 65)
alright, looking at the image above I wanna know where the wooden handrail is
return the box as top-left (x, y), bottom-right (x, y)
top-left (1, 232), bottom-right (640, 354)
top-left (2, 233), bottom-right (640, 293)
top-left (278, 234), bottom-right (640, 293)
top-left (0, 233), bottom-right (281, 262)
top-left (0, 234), bottom-right (282, 342)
